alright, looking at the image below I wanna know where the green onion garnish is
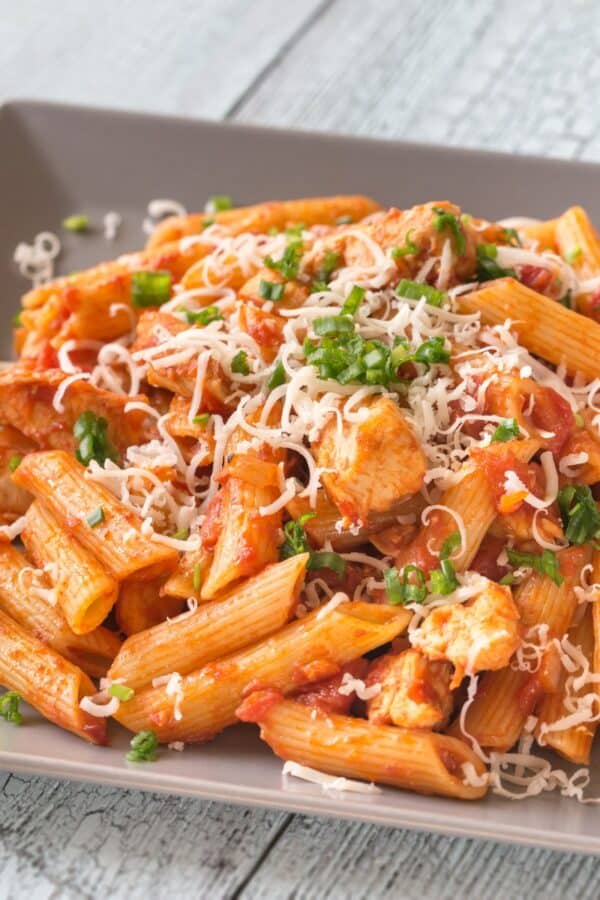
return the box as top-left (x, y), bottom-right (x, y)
top-left (206, 195), bottom-right (233, 213)
top-left (73, 411), bottom-right (118, 467)
top-left (108, 684), bottom-right (135, 702)
top-left (0, 691), bottom-right (22, 724)
top-left (396, 279), bottom-right (446, 307)
top-left (193, 562), bottom-right (203, 593)
top-left (231, 350), bottom-right (250, 375)
top-left (341, 285), bottom-right (366, 316)
top-left (476, 244), bottom-right (516, 282)
top-left (432, 207), bottom-right (466, 255)
top-left (384, 565), bottom-right (427, 605)
top-left (192, 413), bottom-right (211, 427)
top-left (506, 548), bottom-right (563, 586)
top-left (182, 305), bottom-right (223, 326)
top-left (336, 215), bottom-right (353, 225)
top-left (63, 214), bottom-right (89, 233)
top-left (306, 550), bottom-right (346, 578)
top-left (8, 455), bottom-right (22, 473)
top-left (391, 230), bottom-right (419, 259)
top-left (127, 730), bottom-right (158, 762)
top-left (267, 360), bottom-right (286, 390)
top-left (491, 418), bottom-right (521, 442)
top-left (86, 506), bottom-right (104, 528)
top-left (172, 528), bottom-right (190, 541)
top-left (131, 270), bottom-right (172, 308)
top-left (557, 484), bottom-right (600, 545)
top-left (259, 279), bottom-right (285, 302)
top-left (567, 246), bottom-right (582, 264)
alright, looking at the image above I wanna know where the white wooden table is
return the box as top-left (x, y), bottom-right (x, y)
top-left (2, 1), bottom-right (600, 896)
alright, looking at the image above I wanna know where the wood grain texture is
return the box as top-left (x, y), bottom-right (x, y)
top-left (3, 0), bottom-right (600, 897)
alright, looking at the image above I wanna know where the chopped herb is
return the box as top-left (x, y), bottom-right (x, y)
top-left (267, 226), bottom-right (280, 236)
top-left (432, 207), bottom-right (466, 255)
top-left (558, 484), bottom-right (600, 545)
top-left (491, 418), bottom-right (521, 442)
top-left (86, 506), bottom-right (105, 528)
top-left (341, 285), bottom-right (366, 316)
top-left (439, 530), bottom-right (461, 560)
top-left (336, 214), bottom-right (353, 225)
top-left (259, 279), bottom-right (285, 301)
top-left (192, 413), bottom-right (211, 427)
top-left (316, 251), bottom-right (341, 284)
top-left (396, 279), bottom-right (446, 307)
top-left (202, 217), bottom-right (215, 229)
top-left (73, 411), bottom-right (118, 467)
top-left (8, 454), bottom-right (22, 473)
top-left (384, 565), bottom-right (427, 605)
top-left (279, 514), bottom-right (315, 559)
top-left (476, 244), bottom-right (516, 282)
top-left (206, 195), bottom-right (233, 213)
top-left (182, 305), bottom-right (223, 326)
top-left (313, 315), bottom-right (355, 338)
top-left (231, 350), bottom-right (250, 375)
top-left (460, 213), bottom-right (473, 225)
top-left (264, 237), bottom-right (303, 281)
top-left (0, 691), bottom-right (22, 724)
top-left (126, 729), bottom-right (158, 762)
top-left (506, 547), bottom-right (563, 586)
top-left (558, 290), bottom-right (573, 309)
top-left (12, 311), bottom-right (22, 327)
top-left (172, 528), bottom-right (190, 541)
top-left (306, 551), bottom-right (346, 578)
top-left (391, 230), bottom-right (419, 259)
top-left (499, 572), bottom-right (518, 586)
top-left (131, 270), bottom-right (172, 308)
top-left (575, 412), bottom-right (585, 428)
top-left (63, 214), bottom-right (89, 232)
top-left (429, 559), bottom-right (459, 595)
top-left (108, 684), bottom-right (135, 702)
top-left (267, 359), bottom-right (286, 390)
top-left (192, 562), bottom-right (203, 593)
top-left (391, 335), bottom-right (451, 369)
top-left (503, 227), bottom-right (521, 247)
top-left (285, 223), bottom-right (305, 238)
top-left (566, 246), bottom-right (582, 264)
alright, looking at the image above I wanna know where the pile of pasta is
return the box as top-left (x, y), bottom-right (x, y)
top-left (4, 194), bottom-right (600, 802)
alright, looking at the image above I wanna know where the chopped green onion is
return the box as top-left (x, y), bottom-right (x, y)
top-left (499, 572), bottom-right (518, 586)
top-left (131, 270), bottom-right (172, 308)
top-left (108, 684), bottom-right (135, 702)
top-left (63, 214), bottom-right (89, 232)
top-left (267, 359), bottom-right (286, 390)
top-left (391, 230), bottom-right (419, 259)
top-left (8, 454), bottom-right (22, 473)
top-left (259, 279), bottom-right (285, 301)
top-left (439, 530), bottom-right (461, 560)
top-left (396, 279), bottom-right (446, 307)
top-left (384, 565), bottom-right (427, 605)
top-left (285, 223), bottom-right (305, 238)
top-left (279, 513), bottom-right (316, 560)
top-left (432, 207), bottom-right (466, 255)
top-left (73, 411), bottom-right (118, 467)
top-left (192, 562), bottom-right (203, 593)
top-left (86, 506), bottom-right (104, 528)
top-left (307, 551), bottom-right (346, 578)
top-left (575, 412), bottom-right (585, 428)
top-left (267, 226), bottom-right (280, 236)
top-left (313, 316), bottom-right (355, 337)
top-left (336, 214), bottom-right (353, 225)
top-left (264, 238), bottom-right (303, 281)
top-left (491, 418), bottom-right (521, 442)
top-left (202, 217), bottom-right (215, 229)
top-left (461, 213), bottom-right (473, 225)
top-left (231, 350), bottom-right (250, 375)
top-left (558, 484), bottom-right (600, 545)
top-left (558, 290), bottom-right (574, 309)
top-left (506, 547), bottom-right (563, 586)
top-left (503, 227), bottom-right (521, 247)
top-left (0, 691), bottom-right (22, 724)
top-left (127, 729), bottom-right (158, 762)
top-left (341, 285), bottom-right (366, 316)
top-left (192, 413), bottom-right (211, 426)
top-left (476, 244), bottom-right (516, 282)
top-left (172, 528), bottom-right (190, 541)
top-left (206, 195), bottom-right (233, 213)
top-left (391, 335), bottom-right (450, 369)
top-left (12, 311), bottom-right (22, 327)
top-left (429, 558), bottom-right (459, 595)
top-left (182, 305), bottom-right (223, 326)
top-left (566, 246), bottom-right (582, 264)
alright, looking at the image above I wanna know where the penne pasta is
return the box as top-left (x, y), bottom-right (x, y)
top-left (237, 694), bottom-right (487, 800)
top-left (114, 601), bottom-right (411, 742)
top-left (555, 206), bottom-right (600, 280)
top-left (13, 450), bottom-right (179, 581)
top-left (115, 579), bottom-right (185, 636)
top-left (22, 500), bottom-right (119, 634)
top-left (109, 554), bottom-right (308, 690)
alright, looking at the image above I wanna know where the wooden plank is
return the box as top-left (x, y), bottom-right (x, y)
top-left (240, 815), bottom-right (600, 900)
top-left (0, 0), bottom-right (323, 118)
top-left (0, 772), bottom-right (289, 899)
top-left (234, 0), bottom-right (593, 162)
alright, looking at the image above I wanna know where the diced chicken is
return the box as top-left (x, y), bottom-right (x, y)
top-left (0, 367), bottom-right (154, 457)
top-left (314, 396), bottom-right (426, 524)
top-left (366, 649), bottom-right (453, 730)
top-left (412, 581), bottom-right (521, 687)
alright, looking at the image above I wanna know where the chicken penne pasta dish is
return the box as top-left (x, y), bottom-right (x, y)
top-left (5, 193), bottom-right (600, 803)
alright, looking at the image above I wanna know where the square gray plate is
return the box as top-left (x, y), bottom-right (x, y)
top-left (1, 99), bottom-right (600, 854)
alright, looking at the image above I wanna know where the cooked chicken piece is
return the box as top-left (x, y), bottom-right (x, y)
top-left (366, 649), bottom-right (453, 730)
top-left (238, 303), bottom-right (285, 363)
top-left (314, 396), bottom-right (426, 524)
top-left (132, 310), bottom-right (233, 412)
top-left (0, 367), bottom-right (154, 457)
top-left (412, 581), bottom-right (521, 687)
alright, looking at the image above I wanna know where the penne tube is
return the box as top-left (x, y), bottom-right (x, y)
top-left (109, 554), bottom-right (308, 690)
top-left (115, 601), bottom-right (411, 742)
top-left (237, 694), bottom-right (488, 800)
top-left (13, 450), bottom-right (178, 581)
top-left (0, 608), bottom-right (106, 744)
top-left (115, 579), bottom-right (185, 637)
top-left (162, 547), bottom-right (212, 601)
top-left (455, 546), bottom-right (590, 751)
top-left (555, 206), bottom-right (600, 280)
top-left (519, 218), bottom-right (558, 252)
top-left (457, 278), bottom-right (600, 379)
top-left (23, 500), bottom-right (119, 635)
top-left (535, 606), bottom-right (597, 764)
top-left (0, 541), bottom-right (120, 678)
top-left (146, 195), bottom-right (382, 249)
